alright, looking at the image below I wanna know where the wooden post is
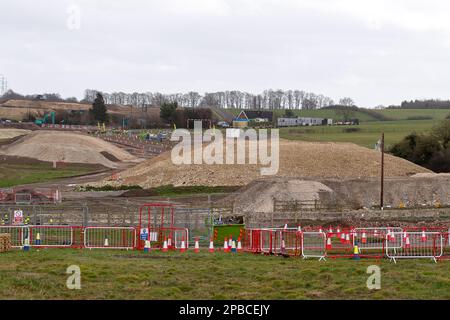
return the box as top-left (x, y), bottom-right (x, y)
top-left (380, 133), bottom-right (385, 210)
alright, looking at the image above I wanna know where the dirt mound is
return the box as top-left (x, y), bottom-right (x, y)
top-left (221, 175), bottom-right (450, 214)
top-left (0, 129), bottom-right (31, 139)
top-left (223, 178), bottom-right (335, 213)
top-left (111, 139), bottom-right (431, 188)
top-left (0, 131), bottom-right (137, 168)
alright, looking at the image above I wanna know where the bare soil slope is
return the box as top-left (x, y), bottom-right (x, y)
top-left (0, 131), bottom-right (137, 168)
top-left (0, 129), bottom-right (31, 139)
top-left (111, 139), bottom-right (431, 187)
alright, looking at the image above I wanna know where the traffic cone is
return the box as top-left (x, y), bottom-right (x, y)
top-left (194, 237), bottom-right (200, 253)
top-left (362, 231), bottom-right (367, 244)
top-left (35, 232), bottom-right (41, 245)
top-left (209, 237), bottom-right (215, 253)
top-left (345, 233), bottom-right (351, 244)
top-left (23, 238), bottom-right (30, 251)
top-left (237, 237), bottom-right (242, 252)
top-left (297, 226), bottom-right (302, 232)
top-left (421, 230), bottom-right (427, 242)
top-left (326, 237), bottom-right (332, 250)
top-left (403, 231), bottom-right (408, 240)
top-left (318, 226), bottom-right (323, 233)
top-left (223, 237), bottom-right (229, 252)
top-left (374, 229), bottom-right (379, 238)
top-left (284, 223), bottom-right (288, 229)
top-left (228, 235), bottom-right (233, 247)
top-left (281, 238), bottom-right (286, 254)
top-left (144, 240), bottom-right (151, 252)
top-left (405, 236), bottom-right (411, 249)
top-left (388, 229), bottom-right (395, 242)
top-left (340, 232), bottom-right (346, 244)
top-left (162, 237), bottom-right (168, 252)
top-left (231, 240), bottom-right (237, 253)
top-left (336, 227), bottom-right (341, 238)
top-left (167, 237), bottom-right (172, 249)
top-left (328, 226), bottom-right (333, 234)
top-left (180, 237), bottom-right (186, 253)
top-left (104, 236), bottom-right (109, 247)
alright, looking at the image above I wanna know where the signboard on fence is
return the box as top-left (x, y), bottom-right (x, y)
top-left (13, 210), bottom-right (23, 225)
top-left (140, 228), bottom-right (149, 240)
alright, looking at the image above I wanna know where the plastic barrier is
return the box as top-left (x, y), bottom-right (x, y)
top-left (385, 232), bottom-right (444, 263)
top-left (84, 227), bottom-right (136, 250)
top-left (301, 232), bottom-right (326, 261)
top-left (0, 225), bottom-right (28, 248)
top-left (29, 225), bottom-right (83, 248)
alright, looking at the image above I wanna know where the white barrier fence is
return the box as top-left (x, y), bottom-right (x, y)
top-left (84, 227), bottom-right (136, 250)
top-left (385, 232), bottom-right (444, 263)
top-left (301, 232), bottom-right (326, 261)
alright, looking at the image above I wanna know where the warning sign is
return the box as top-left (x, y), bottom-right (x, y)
top-left (13, 210), bottom-right (23, 225)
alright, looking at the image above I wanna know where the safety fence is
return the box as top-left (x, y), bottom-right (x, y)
top-left (0, 225), bottom-right (188, 251)
top-left (242, 226), bottom-right (450, 262)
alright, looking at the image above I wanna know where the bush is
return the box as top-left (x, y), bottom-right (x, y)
top-left (406, 116), bottom-right (433, 120)
top-left (343, 127), bottom-right (361, 133)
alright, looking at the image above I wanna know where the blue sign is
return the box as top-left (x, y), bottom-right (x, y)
top-left (140, 228), bottom-right (149, 240)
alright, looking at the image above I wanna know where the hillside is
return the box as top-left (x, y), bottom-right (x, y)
top-left (103, 139), bottom-right (431, 188)
top-left (0, 130), bottom-right (138, 168)
top-left (0, 99), bottom-right (160, 121)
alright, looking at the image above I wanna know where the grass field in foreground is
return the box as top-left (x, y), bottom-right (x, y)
top-left (0, 162), bottom-right (104, 188)
top-left (279, 120), bottom-right (440, 148)
top-left (0, 249), bottom-right (448, 300)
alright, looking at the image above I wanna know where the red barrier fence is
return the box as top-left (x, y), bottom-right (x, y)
top-left (241, 226), bottom-right (450, 262)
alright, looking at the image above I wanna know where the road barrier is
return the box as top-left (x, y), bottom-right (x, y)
top-left (84, 227), bottom-right (136, 250)
top-left (0, 225), bottom-right (28, 248)
top-left (29, 225), bottom-right (83, 248)
top-left (385, 232), bottom-right (444, 263)
top-left (301, 232), bottom-right (326, 261)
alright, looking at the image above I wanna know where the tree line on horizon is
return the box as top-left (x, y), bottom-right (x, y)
top-left (82, 89), bottom-right (352, 110)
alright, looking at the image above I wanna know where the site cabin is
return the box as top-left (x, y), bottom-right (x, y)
top-left (232, 111), bottom-right (249, 128)
top-left (277, 117), bottom-right (333, 127)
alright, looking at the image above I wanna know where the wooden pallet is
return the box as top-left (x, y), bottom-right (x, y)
top-left (0, 233), bottom-right (12, 252)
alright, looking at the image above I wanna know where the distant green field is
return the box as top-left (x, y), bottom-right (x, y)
top-left (375, 109), bottom-right (450, 121)
top-left (0, 250), bottom-right (448, 299)
top-left (280, 120), bottom-right (438, 148)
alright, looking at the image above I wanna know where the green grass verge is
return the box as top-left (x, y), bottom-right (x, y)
top-left (0, 163), bottom-right (103, 188)
top-left (0, 249), bottom-right (448, 299)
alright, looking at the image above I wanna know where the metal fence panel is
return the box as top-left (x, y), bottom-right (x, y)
top-left (84, 227), bottom-right (136, 250)
top-left (386, 232), bottom-right (443, 263)
top-left (301, 232), bottom-right (326, 260)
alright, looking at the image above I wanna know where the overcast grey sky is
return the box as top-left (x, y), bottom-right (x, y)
top-left (1, 0), bottom-right (450, 107)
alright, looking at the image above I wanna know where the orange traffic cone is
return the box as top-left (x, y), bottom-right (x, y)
top-left (421, 230), bottom-right (427, 242)
top-left (162, 237), bottom-right (168, 252)
top-left (228, 235), bottom-right (233, 247)
top-left (223, 237), bottom-right (229, 252)
top-left (209, 237), bottom-right (215, 253)
top-left (237, 237), bottom-right (242, 252)
top-left (405, 236), bottom-right (411, 249)
top-left (167, 237), bottom-right (173, 249)
top-left (362, 231), bottom-right (367, 244)
top-left (328, 226), bottom-right (333, 234)
top-left (194, 237), bottom-right (200, 253)
top-left (345, 233), bottom-right (351, 244)
top-left (340, 232), bottom-right (346, 244)
top-left (336, 227), bottom-right (341, 238)
top-left (180, 237), bottom-right (186, 253)
top-left (326, 237), bottom-right (332, 250)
